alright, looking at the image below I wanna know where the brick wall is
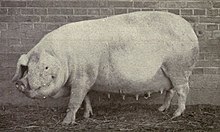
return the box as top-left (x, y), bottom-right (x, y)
top-left (0, 0), bottom-right (220, 106)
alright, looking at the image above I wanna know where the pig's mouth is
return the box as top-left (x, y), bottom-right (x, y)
top-left (15, 80), bottom-right (53, 99)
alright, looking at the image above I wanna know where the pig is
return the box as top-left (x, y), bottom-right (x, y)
top-left (12, 11), bottom-right (199, 124)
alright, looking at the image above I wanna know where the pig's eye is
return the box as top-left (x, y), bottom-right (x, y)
top-left (45, 66), bottom-right (48, 70)
top-left (51, 75), bottom-right (55, 79)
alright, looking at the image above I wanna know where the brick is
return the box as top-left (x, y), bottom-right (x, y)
top-left (20, 24), bottom-right (34, 39)
top-left (8, 38), bottom-right (21, 45)
top-left (21, 23), bottom-right (33, 30)
top-left (0, 39), bottom-right (8, 53)
top-left (182, 16), bottom-right (199, 23)
top-left (15, 16), bottom-right (40, 22)
top-left (34, 23), bottom-right (46, 31)
top-left (1, 23), bottom-right (20, 38)
top-left (27, 1), bottom-right (53, 7)
top-left (9, 44), bottom-right (34, 53)
top-left (34, 8), bottom-right (47, 15)
top-left (48, 8), bottom-right (61, 15)
top-left (197, 37), bottom-right (206, 44)
top-left (194, 9), bottom-right (206, 15)
top-left (204, 53), bottom-right (220, 60)
top-left (2, 30), bottom-right (21, 39)
top-left (212, 31), bottom-right (220, 38)
top-left (0, 38), bottom-right (7, 45)
top-left (159, 2), bottom-right (186, 8)
top-left (21, 38), bottom-right (40, 46)
top-left (8, 8), bottom-right (20, 15)
top-left (0, 8), bottom-right (7, 15)
top-left (167, 9), bottom-right (179, 15)
top-left (52, 1), bottom-right (72, 7)
top-left (0, 53), bottom-right (18, 62)
top-left (100, 9), bottom-right (114, 16)
top-left (99, 1), bottom-right (108, 7)
top-left (134, 2), bottom-right (159, 8)
top-left (67, 16), bottom-right (98, 22)
top-left (74, 9), bottom-right (87, 15)
top-left (108, 1), bottom-right (133, 7)
top-left (28, 1), bottom-right (100, 8)
top-left (200, 17), bottom-right (220, 24)
top-left (128, 9), bottom-right (141, 13)
top-left (21, 9), bottom-right (34, 15)
top-left (60, 9), bottom-right (73, 15)
top-left (141, 9), bottom-right (154, 11)
top-left (52, 1), bottom-right (73, 7)
top-left (216, 54), bottom-right (220, 60)
top-left (59, 23), bottom-right (67, 27)
top-left (190, 75), bottom-right (219, 90)
top-left (208, 39), bottom-right (220, 46)
top-left (196, 60), bottom-right (220, 67)
top-left (187, 2), bottom-right (212, 8)
top-left (192, 68), bottom-right (203, 74)
top-left (8, 23), bottom-right (19, 30)
top-left (207, 9), bottom-right (218, 16)
top-left (205, 30), bottom-right (213, 38)
top-left (1, 1), bottom-right (26, 7)
top-left (41, 16), bottom-right (67, 23)
top-left (200, 46), bottom-right (220, 53)
top-left (0, 38), bottom-right (8, 49)
top-left (78, 1), bottom-right (99, 8)
top-left (204, 68), bottom-right (218, 74)
top-left (88, 9), bottom-right (100, 15)
top-left (20, 24), bottom-right (45, 39)
top-left (199, 53), bottom-right (205, 60)
top-left (0, 23), bottom-right (7, 30)
top-left (46, 24), bottom-right (60, 31)
top-left (27, 1), bottom-right (69, 7)
top-left (181, 9), bottom-right (193, 15)
top-left (203, 53), bottom-right (212, 60)
top-left (195, 30), bottom-right (212, 40)
top-left (213, 2), bottom-right (220, 8)
top-left (155, 9), bottom-right (167, 12)
top-left (0, 46), bottom-right (8, 54)
top-left (207, 24), bottom-right (218, 31)
top-left (57, 1), bottom-right (98, 7)
top-left (115, 9), bottom-right (127, 15)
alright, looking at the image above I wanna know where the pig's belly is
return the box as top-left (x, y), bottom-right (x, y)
top-left (93, 67), bottom-right (171, 95)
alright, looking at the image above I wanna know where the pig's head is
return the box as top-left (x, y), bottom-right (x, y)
top-left (12, 50), bottom-right (67, 99)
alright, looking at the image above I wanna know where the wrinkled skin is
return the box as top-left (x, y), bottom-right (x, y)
top-left (12, 11), bottom-right (199, 124)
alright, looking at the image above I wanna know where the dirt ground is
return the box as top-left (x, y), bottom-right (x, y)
top-left (0, 103), bottom-right (220, 131)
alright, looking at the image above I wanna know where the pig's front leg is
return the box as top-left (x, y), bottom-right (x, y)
top-left (62, 77), bottom-right (91, 125)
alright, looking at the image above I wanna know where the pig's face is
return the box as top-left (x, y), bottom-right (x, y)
top-left (12, 50), bottom-right (65, 99)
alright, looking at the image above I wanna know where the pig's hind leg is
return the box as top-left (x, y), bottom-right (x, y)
top-left (161, 59), bottom-right (193, 118)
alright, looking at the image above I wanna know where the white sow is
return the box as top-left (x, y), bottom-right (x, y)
top-left (12, 11), bottom-right (199, 124)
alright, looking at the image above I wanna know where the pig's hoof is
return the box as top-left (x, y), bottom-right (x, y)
top-left (61, 120), bottom-right (78, 125)
top-left (172, 108), bottom-right (185, 118)
top-left (83, 113), bottom-right (90, 118)
top-left (61, 116), bottom-right (77, 125)
top-left (83, 110), bottom-right (93, 118)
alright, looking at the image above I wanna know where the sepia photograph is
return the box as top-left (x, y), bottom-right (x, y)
top-left (0, 0), bottom-right (220, 131)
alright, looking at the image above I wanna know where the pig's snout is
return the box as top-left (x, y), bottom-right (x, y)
top-left (15, 80), bottom-right (28, 93)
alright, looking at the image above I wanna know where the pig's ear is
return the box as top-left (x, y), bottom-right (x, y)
top-left (12, 54), bottom-right (29, 82)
